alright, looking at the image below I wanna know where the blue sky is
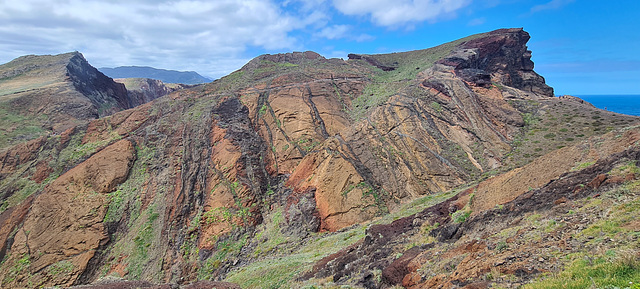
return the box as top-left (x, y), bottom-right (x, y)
top-left (0, 0), bottom-right (638, 95)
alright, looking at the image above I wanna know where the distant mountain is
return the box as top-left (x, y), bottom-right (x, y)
top-left (99, 66), bottom-right (212, 84)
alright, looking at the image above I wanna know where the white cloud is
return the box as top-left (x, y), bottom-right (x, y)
top-left (314, 24), bottom-right (375, 43)
top-left (467, 17), bottom-right (485, 26)
top-left (530, 0), bottom-right (575, 13)
top-left (332, 0), bottom-right (471, 27)
top-left (0, 0), bottom-right (312, 78)
top-left (316, 25), bottom-right (351, 39)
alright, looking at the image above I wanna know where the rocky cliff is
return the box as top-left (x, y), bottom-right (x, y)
top-left (0, 29), bottom-right (638, 289)
top-left (115, 78), bottom-right (190, 107)
top-left (0, 52), bottom-right (162, 149)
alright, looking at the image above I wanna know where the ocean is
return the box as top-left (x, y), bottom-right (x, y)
top-left (576, 95), bottom-right (640, 117)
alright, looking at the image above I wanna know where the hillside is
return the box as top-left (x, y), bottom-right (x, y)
top-left (99, 66), bottom-right (212, 85)
top-left (114, 78), bottom-right (190, 106)
top-left (0, 52), bottom-right (168, 150)
top-left (0, 28), bottom-right (638, 289)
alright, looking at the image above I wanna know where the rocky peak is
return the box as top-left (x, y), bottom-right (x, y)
top-left (65, 52), bottom-right (130, 115)
top-left (438, 28), bottom-right (554, 97)
top-left (0, 52), bottom-right (165, 148)
top-left (241, 51), bottom-right (325, 70)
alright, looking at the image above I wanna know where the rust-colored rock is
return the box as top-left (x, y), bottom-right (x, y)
top-left (0, 139), bottom-right (135, 288)
top-left (0, 136), bottom-right (46, 176)
top-left (287, 140), bottom-right (379, 231)
top-left (31, 160), bottom-right (54, 183)
top-left (588, 174), bottom-right (608, 189)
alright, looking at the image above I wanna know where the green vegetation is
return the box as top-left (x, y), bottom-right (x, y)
top-left (3, 253), bottom-right (31, 284)
top-left (128, 205), bottom-right (159, 279)
top-left (48, 260), bottom-right (74, 276)
top-left (495, 241), bottom-right (509, 253)
top-left (452, 209), bottom-right (471, 223)
top-left (0, 178), bottom-right (46, 214)
top-left (523, 113), bottom-right (538, 126)
top-left (226, 253), bottom-right (308, 289)
top-left (0, 105), bottom-right (46, 149)
top-left (430, 101), bottom-right (443, 113)
top-left (203, 207), bottom-right (234, 224)
top-left (223, 188), bottom-right (460, 288)
top-left (504, 98), bottom-right (639, 169)
top-left (348, 32), bottom-right (486, 120)
top-left (103, 144), bottom-right (155, 223)
top-left (579, 198), bottom-right (640, 242)
top-left (58, 127), bottom-right (122, 166)
top-left (296, 137), bottom-right (321, 153)
top-left (524, 255), bottom-right (640, 289)
top-left (226, 226), bottom-right (366, 289)
top-left (259, 103), bottom-right (269, 116)
top-left (610, 161), bottom-right (640, 177)
top-left (572, 160), bottom-right (596, 172)
top-left (200, 234), bottom-right (248, 278)
top-left (97, 143), bottom-right (167, 282)
top-left (253, 208), bottom-right (286, 256)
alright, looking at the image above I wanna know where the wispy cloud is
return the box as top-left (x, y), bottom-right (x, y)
top-left (315, 24), bottom-right (375, 42)
top-left (0, 0), bottom-right (321, 78)
top-left (331, 0), bottom-right (471, 27)
top-left (530, 0), bottom-right (575, 13)
top-left (468, 17), bottom-right (486, 26)
top-left (316, 25), bottom-right (351, 40)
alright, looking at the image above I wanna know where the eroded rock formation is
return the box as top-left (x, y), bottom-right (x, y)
top-left (0, 28), bottom-right (638, 289)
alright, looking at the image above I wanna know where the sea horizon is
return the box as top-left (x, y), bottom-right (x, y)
top-left (573, 94), bottom-right (640, 117)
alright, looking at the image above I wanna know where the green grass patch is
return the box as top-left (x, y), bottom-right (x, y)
top-left (252, 208), bottom-right (286, 256)
top-left (572, 160), bottom-right (596, 172)
top-left (347, 32), bottom-right (486, 120)
top-left (580, 198), bottom-right (639, 241)
top-left (226, 254), bottom-right (310, 289)
top-left (524, 254), bottom-right (640, 289)
top-left (0, 106), bottom-right (46, 149)
top-left (0, 178), bottom-right (46, 214)
top-left (226, 224), bottom-right (366, 288)
top-left (47, 260), bottom-right (74, 276)
top-left (2, 253), bottom-right (31, 285)
top-left (127, 205), bottom-right (159, 279)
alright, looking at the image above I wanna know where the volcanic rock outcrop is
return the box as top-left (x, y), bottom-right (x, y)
top-left (0, 28), bottom-right (638, 289)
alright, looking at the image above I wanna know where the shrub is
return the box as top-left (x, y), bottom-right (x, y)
top-left (452, 210), bottom-right (470, 223)
top-left (496, 241), bottom-right (508, 252)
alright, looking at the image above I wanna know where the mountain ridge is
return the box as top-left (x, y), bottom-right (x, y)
top-left (0, 52), bottom-right (184, 151)
top-left (0, 29), bottom-right (638, 289)
top-left (99, 66), bottom-right (212, 85)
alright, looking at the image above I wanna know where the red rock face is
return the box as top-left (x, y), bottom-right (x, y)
top-left (0, 140), bottom-right (135, 288)
top-left (2, 28), bottom-right (631, 288)
top-left (439, 28), bottom-right (554, 97)
top-left (0, 136), bottom-right (46, 177)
